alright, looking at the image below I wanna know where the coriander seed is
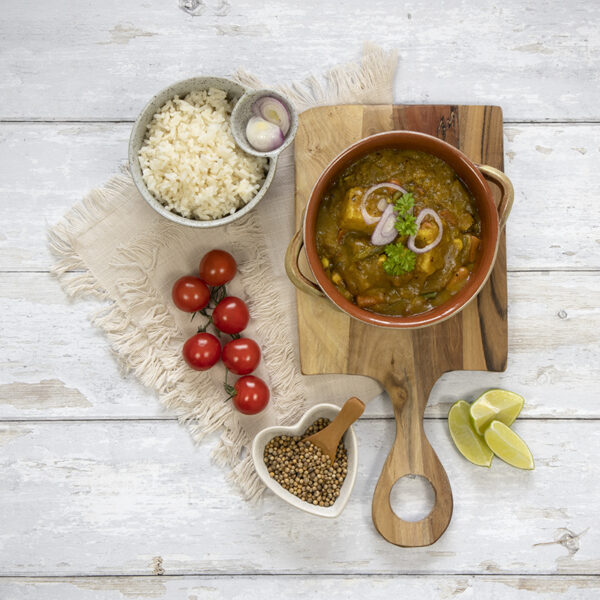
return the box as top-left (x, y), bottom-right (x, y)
top-left (263, 418), bottom-right (349, 508)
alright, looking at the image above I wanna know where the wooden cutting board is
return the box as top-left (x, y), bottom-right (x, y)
top-left (293, 105), bottom-right (507, 546)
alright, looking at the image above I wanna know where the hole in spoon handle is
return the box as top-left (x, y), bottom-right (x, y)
top-left (372, 385), bottom-right (453, 547)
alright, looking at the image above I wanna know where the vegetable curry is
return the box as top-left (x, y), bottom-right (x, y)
top-left (315, 149), bottom-right (481, 316)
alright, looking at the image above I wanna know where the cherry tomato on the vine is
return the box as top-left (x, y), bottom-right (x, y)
top-left (199, 249), bottom-right (237, 286)
top-left (183, 332), bottom-right (221, 371)
top-left (231, 375), bottom-right (269, 415)
top-left (212, 296), bottom-right (249, 334)
top-left (222, 338), bottom-right (261, 375)
top-left (172, 276), bottom-right (210, 313)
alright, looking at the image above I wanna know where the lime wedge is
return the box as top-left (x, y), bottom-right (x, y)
top-left (484, 420), bottom-right (534, 470)
top-left (470, 389), bottom-right (525, 435)
top-left (448, 400), bottom-right (493, 467)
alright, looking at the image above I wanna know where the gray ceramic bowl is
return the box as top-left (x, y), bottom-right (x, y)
top-left (128, 76), bottom-right (296, 228)
top-left (230, 88), bottom-right (298, 158)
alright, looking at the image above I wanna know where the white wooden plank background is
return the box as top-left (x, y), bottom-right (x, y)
top-left (1, 271), bottom-right (598, 420)
top-left (2, 576), bottom-right (600, 600)
top-left (1, 123), bottom-right (600, 272)
top-left (1, 0), bottom-right (599, 597)
top-left (2, 0), bottom-right (599, 121)
top-left (1, 421), bottom-right (599, 575)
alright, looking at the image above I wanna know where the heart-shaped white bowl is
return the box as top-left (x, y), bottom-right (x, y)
top-left (251, 403), bottom-right (358, 518)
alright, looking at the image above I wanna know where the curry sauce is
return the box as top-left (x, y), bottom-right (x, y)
top-left (315, 149), bottom-right (481, 316)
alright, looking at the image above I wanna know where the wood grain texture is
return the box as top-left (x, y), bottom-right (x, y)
top-left (371, 378), bottom-right (453, 546)
top-left (2, 575), bottom-right (600, 600)
top-left (2, 0), bottom-right (600, 589)
top-left (1, 420), bottom-right (599, 576)
top-left (1, 271), bottom-right (598, 420)
top-left (294, 105), bottom-right (507, 545)
top-left (2, 0), bottom-right (599, 121)
top-left (295, 105), bottom-right (507, 377)
top-left (2, 122), bottom-right (599, 273)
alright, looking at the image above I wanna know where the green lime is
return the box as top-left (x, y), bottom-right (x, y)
top-left (470, 389), bottom-right (525, 435)
top-left (448, 400), bottom-right (494, 467)
top-left (484, 420), bottom-right (534, 470)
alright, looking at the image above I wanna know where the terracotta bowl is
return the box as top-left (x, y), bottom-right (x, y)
top-left (285, 130), bottom-right (514, 329)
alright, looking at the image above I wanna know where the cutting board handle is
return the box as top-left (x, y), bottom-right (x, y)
top-left (372, 378), bottom-right (453, 547)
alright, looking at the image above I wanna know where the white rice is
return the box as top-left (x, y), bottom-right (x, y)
top-left (138, 88), bottom-right (268, 221)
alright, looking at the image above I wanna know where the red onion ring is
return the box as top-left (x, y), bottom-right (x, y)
top-left (360, 204), bottom-right (380, 225)
top-left (371, 203), bottom-right (398, 246)
top-left (407, 208), bottom-right (443, 254)
top-left (360, 182), bottom-right (408, 225)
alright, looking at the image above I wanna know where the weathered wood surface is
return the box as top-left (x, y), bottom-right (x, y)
top-left (2, 0), bottom-right (599, 593)
top-left (0, 271), bottom-right (598, 420)
top-left (1, 1), bottom-right (599, 121)
top-left (1, 420), bottom-right (599, 576)
top-left (1, 122), bottom-right (598, 273)
top-left (2, 576), bottom-right (600, 600)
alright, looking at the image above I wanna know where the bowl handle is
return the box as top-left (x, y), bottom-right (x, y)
top-left (284, 229), bottom-right (324, 297)
top-left (477, 164), bottom-right (514, 229)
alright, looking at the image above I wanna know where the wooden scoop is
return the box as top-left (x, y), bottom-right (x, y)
top-left (305, 396), bottom-right (365, 463)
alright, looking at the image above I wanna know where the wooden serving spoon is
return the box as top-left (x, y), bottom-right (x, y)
top-left (305, 396), bottom-right (365, 463)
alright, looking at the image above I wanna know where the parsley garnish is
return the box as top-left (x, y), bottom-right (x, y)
top-left (393, 191), bottom-right (414, 215)
top-left (380, 191), bottom-right (418, 275)
top-left (393, 192), bottom-right (418, 237)
top-left (383, 243), bottom-right (416, 275)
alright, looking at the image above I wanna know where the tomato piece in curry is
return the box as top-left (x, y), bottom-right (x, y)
top-left (315, 149), bottom-right (482, 317)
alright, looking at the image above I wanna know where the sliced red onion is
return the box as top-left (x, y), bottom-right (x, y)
top-left (407, 208), bottom-right (443, 254)
top-left (360, 203), bottom-right (381, 225)
top-left (360, 182), bottom-right (408, 225)
top-left (245, 116), bottom-right (285, 152)
top-left (371, 203), bottom-right (398, 246)
top-left (253, 96), bottom-right (291, 135)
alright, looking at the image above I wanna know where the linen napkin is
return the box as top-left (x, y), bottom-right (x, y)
top-left (49, 42), bottom-right (397, 499)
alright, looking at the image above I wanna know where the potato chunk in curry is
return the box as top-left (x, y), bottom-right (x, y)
top-left (339, 187), bottom-right (375, 234)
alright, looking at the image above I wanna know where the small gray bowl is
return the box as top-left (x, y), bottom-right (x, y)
top-left (128, 76), bottom-right (296, 228)
top-left (230, 88), bottom-right (298, 158)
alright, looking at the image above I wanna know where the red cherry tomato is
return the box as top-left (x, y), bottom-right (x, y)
top-left (232, 375), bottom-right (269, 415)
top-left (199, 249), bottom-right (237, 286)
top-left (182, 333), bottom-right (221, 371)
top-left (222, 338), bottom-right (261, 375)
top-left (212, 296), bottom-right (249, 334)
top-left (172, 276), bottom-right (210, 312)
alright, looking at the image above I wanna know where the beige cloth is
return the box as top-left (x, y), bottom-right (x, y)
top-left (49, 43), bottom-right (397, 499)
